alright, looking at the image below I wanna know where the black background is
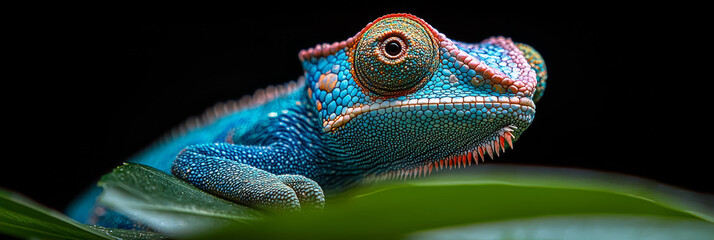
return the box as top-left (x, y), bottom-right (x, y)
top-left (3, 6), bottom-right (709, 213)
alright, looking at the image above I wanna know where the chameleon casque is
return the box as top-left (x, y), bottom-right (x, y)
top-left (67, 13), bottom-right (547, 228)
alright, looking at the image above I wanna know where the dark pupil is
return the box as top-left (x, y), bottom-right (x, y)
top-left (385, 41), bottom-right (402, 56)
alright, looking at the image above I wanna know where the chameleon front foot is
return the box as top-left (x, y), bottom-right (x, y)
top-left (172, 143), bottom-right (325, 211)
top-left (276, 174), bottom-right (325, 209)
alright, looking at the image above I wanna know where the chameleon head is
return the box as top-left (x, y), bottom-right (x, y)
top-left (299, 13), bottom-right (547, 178)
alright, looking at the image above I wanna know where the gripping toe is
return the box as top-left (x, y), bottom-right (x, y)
top-left (277, 174), bottom-right (326, 209)
top-left (172, 143), bottom-right (325, 212)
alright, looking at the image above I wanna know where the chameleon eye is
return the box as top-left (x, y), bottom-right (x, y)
top-left (382, 37), bottom-right (404, 58)
top-left (353, 15), bottom-right (439, 96)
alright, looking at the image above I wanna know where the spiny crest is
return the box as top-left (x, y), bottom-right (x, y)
top-left (362, 125), bottom-right (517, 182)
top-left (159, 77), bottom-right (305, 143)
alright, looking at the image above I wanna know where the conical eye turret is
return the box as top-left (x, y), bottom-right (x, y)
top-left (353, 15), bottom-right (439, 97)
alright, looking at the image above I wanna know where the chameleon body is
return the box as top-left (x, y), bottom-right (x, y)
top-left (66, 13), bottom-right (547, 228)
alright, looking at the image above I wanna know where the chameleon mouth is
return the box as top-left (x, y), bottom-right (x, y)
top-left (323, 96), bottom-right (535, 132)
top-left (363, 125), bottom-right (518, 182)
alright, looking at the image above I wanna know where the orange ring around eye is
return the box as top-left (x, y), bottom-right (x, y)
top-left (352, 15), bottom-right (439, 97)
top-left (380, 36), bottom-right (407, 61)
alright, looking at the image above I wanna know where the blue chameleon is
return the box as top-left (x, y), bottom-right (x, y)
top-left (67, 13), bottom-right (547, 229)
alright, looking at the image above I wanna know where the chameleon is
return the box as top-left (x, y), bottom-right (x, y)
top-left (66, 13), bottom-right (547, 229)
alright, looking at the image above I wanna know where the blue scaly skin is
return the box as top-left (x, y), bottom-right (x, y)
top-left (67, 13), bottom-right (547, 227)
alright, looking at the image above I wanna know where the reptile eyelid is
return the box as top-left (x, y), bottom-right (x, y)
top-left (352, 15), bottom-right (439, 97)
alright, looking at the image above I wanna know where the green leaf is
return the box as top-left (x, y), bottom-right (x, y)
top-left (0, 187), bottom-right (155, 240)
top-left (96, 163), bottom-right (261, 237)
top-left (89, 226), bottom-right (166, 240)
top-left (2, 164), bottom-right (712, 240)
top-left (409, 214), bottom-right (714, 240)
top-left (192, 165), bottom-right (714, 240)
